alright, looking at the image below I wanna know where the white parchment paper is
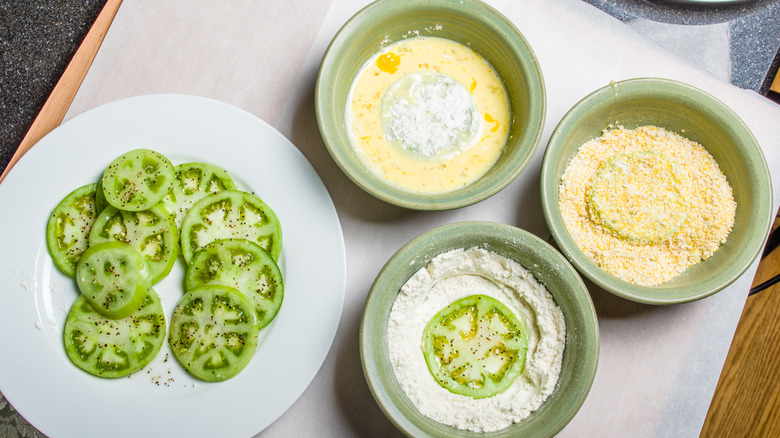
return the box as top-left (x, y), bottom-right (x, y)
top-left (65, 0), bottom-right (780, 436)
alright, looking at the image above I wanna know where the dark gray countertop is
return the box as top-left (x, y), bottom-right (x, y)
top-left (582, 0), bottom-right (780, 93)
top-left (0, 0), bottom-right (106, 178)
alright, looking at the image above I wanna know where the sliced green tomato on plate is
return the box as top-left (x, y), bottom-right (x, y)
top-left (422, 294), bottom-right (528, 399)
top-left (63, 290), bottom-right (166, 378)
top-left (169, 285), bottom-right (260, 382)
top-left (46, 182), bottom-right (100, 276)
top-left (76, 241), bottom-right (153, 319)
top-left (88, 204), bottom-right (178, 283)
top-left (94, 179), bottom-right (109, 212)
top-left (101, 148), bottom-right (175, 211)
top-left (180, 190), bottom-right (281, 264)
top-left (160, 162), bottom-right (236, 230)
top-left (185, 238), bottom-right (283, 329)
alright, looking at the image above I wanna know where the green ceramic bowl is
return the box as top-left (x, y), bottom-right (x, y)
top-left (360, 221), bottom-right (599, 437)
top-left (541, 78), bottom-right (773, 304)
top-left (316, 0), bottom-right (545, 210)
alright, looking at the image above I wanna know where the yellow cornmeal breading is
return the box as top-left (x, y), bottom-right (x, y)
top-left (558, 125), bottom-right (736, 286)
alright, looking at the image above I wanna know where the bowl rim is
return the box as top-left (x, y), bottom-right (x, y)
top-left (540, 77), bottom-right (774, 304)
top-left (315, 0), bottom-right (546, 210)
top-left (359, 221), bottom-right (600, 437)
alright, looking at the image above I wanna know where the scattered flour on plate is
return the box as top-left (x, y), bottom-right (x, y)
top-left (387, 247), bottom-right (566, 433)
top-left (20, 277), bottom-right (38, 292)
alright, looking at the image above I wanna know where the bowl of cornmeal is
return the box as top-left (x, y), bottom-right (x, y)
top-left (316, 0), bottom-right (545, 210)
top-left (541, 78), bottom-right (773, 304)
top-left (360, 221), bottom-right (599, 436)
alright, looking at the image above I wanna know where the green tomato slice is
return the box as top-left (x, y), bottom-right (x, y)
top-left (101, 148), bottom-right (175, 211)
top-left (160, 162), bottom-right (236, 230)
top-left (185, 238), bottom-right (283, 330)
top-left (180, 190), bottom-right (281, 264)
top-left (422, 294), bottom-right (528, 399)
top-left (46, 183), bottom-right (101, 276)
top-left (76, 241), bottom-right (153, 319)
top-left (588, 151), bottom-right (690, 244)
top-left (88, 204), bottom-right (178, 283)
top-left (95, 179), bottom-right (109, 212)
top-left (63, 290), bottom-right (166, 378)
top-left (169, 285), bottom-right (260, 382)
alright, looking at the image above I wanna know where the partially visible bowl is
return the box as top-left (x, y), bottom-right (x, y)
top-left (541, 78), bottom-right (773, 304)
top-left (316, 0), bottom-right (545, 210)
top-left (360, 221), bottom-right (599, 437)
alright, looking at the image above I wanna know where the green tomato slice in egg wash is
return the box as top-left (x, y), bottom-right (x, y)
top-left (422, 294), bottom-right (528, 399)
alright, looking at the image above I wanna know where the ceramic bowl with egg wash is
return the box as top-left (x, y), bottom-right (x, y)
top-left (316, 0), bottom-right (545, 210)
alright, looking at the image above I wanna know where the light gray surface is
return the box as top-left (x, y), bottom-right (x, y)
top-left (582, 0), bottom-right (780, 92)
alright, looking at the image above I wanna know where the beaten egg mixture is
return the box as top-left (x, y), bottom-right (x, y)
top-left (346, 36), bottom-right (510, 194)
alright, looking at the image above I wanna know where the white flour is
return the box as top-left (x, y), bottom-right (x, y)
top-left (382, 72), bottom-right (479, 159)
top-left (387, 248), bottom-right (566, 432)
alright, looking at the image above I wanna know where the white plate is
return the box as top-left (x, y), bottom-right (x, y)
top-left (0, 95), bottom-right (346, 438)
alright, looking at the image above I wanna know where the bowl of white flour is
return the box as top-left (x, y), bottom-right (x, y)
top-left (360, 221), bottom-right (599, 436)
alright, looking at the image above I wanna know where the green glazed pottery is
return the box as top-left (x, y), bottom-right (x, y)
top-left (360, 221), bottom-right (599, 437)
top-left (316, 0), bottom-right (545, 210)
top-left (541, 78), bottom-right (773, 304)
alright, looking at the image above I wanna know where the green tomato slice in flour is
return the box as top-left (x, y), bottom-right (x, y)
top-left (422, 294), bottom-right (528, 399)
top-left (46, 183), bottom-right (101, 276)
top-left (101, 149), bottom-right (175, 211)
top-left (76, 241), bottom-right (153, 319)
top-left (63, 290), bottom-right (166, 378)
top-left (169, 285), bottom-right (260, 382)
top-left (160, 162), bottom-right (236, 230)
top-left (180, 190), bottom-right (281, 264)
top-left (88, 204), bottom-right (179, 284)
top-left (185, 238), bottom-right (283, 330)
